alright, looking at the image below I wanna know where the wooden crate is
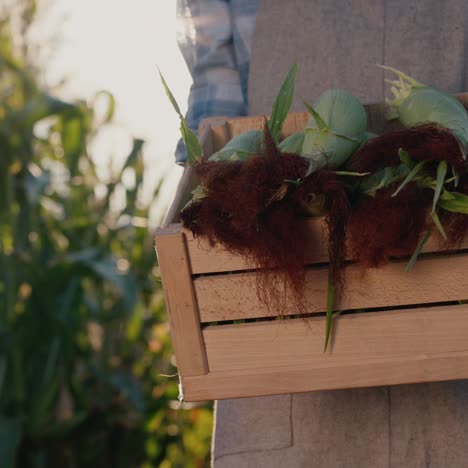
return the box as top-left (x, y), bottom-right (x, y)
top-left (155, 98), bottom-right (468, 402)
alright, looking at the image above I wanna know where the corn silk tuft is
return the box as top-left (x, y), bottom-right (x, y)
top-left (180, 124), bottom-right (349, 316)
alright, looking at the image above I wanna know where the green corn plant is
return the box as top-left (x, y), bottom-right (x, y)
top-left (0, 2), bottom-right (212, 467)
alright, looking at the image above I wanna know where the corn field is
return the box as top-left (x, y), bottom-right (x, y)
top-left (0, 1), bottom-right (212, 467)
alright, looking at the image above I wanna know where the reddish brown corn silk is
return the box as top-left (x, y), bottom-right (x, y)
top-left (181, 126), bottom-right (348, 315)
top-left (347, 124), bottom-right (468, 267)
top-left (440, 175), bottom-right (468, 246)
top-left (348, 182), bottom-right (433, 267)
top-left (348, 124), bottom-right (466, 173)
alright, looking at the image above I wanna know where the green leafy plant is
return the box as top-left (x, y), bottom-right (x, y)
top-left (0, 1), bottom-right (212, 467)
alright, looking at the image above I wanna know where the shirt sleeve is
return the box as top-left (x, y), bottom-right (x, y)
top-left (175, 0), bottom-right (247, 163)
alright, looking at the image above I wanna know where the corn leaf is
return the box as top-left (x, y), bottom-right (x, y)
top-left (432, 160), bottom-right (448, 213)
top-left (284, 178), bottom-right (303, 186)
top-left (439, 191), bottom-right (468, 214)
top-left (398, 148), bottom-right (416, 169)
top-left (364, 166), bottom-right (404, 194)
top-left (334, 171), bottom-right (370, 177)
top-left (268, 64), bottom-right (298, 144)
top-left (405, 229), bottom-right (433, 272)
top-left (159, 69), bottom-right (202, 164)
top-left (303, 100), bottom-right (328, 131)
top-left (324, 270), bottom-right (335, 352)
top-left (441, 189), bottom-right (456, 201)
top-left (391, 160), bottom-right (426, 197)
top-left (431, 211), bottom-right (447, 240)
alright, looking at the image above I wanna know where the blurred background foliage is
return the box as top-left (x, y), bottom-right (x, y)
top-left (0, 1), bottom-right (212, 467)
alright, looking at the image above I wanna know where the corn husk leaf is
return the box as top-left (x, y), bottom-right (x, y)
top-left (398, 148), bottom-right (416, 169)
top-left (432, 160), bottom-right (448, 213)
top-left (405, 229), bottom-right (433, 272)
top-left (191, 185), bottom-right (207, 201)
top-left (303, 90), bottom-right (367, 168)
top-left (334, 171), bottom-right (370, 177)
top-left (400, 88), bottom-right (468, 144)
top-left (268, 64), bottom-right (298, 144)
top-left (211, 64), bottom-right (298, 161)
top-left (381, 66), bottom-right (468, 143)
top-left (440, 189), bottom-right (456, 201)
top-left (305, 89), bottom-right (367, 139)
top-left (360, 165), bottom-right (409, 195)
top-left (302, 129), bottom-right (361, 168)
top-left (431, 211), bottom-right (447, 241)
top-left (439, 191), bottom-right (468, 214)
top-left (303, 100), bottom-right (328, 131)
top-left (278, 132), bottom-right (304, 153)
top-left (391, 160), bottom-right (426, 197)
top-left (159, 69), bottom-right (202, 163)
top-left (209, 130), bottom-right (262, 161)
top-left (324, 270), bottom-right (335, 352)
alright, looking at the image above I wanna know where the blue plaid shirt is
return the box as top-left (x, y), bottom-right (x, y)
top-left (175, 0), bottom-right (259, 163)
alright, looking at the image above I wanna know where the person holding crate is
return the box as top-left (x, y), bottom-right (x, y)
top-left (175, 1), bottom-right (468, 466)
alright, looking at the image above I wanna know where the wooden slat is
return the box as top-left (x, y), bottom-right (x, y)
top-left (178, 304), bottom-right (468, 401)
top-left (182, 351), bottom-right (468, 402)
top-left (184, 218), bottom-right (468, 274)
top-left (195, 253), bottom-right (468, 322)
top-left (185, 217), bottom-right (327, 274)
top-left (154, 228), bottom-right (208, 376)
top-left (203, 305), bottom-right (468, 372)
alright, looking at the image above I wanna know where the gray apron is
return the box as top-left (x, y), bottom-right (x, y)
top-left (213, 1), bottom-right (468, 467)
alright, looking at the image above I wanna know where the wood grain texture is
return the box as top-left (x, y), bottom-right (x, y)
top-left (182, 351), bottom-right (468, 401)
top-left (195, 253), bottom-right (468, 322)
top-left (178, 304), bottom-right (468, 401)
top-left (184, 219), bottom-right (468, 274)
top-left (203, 305), bottom-right (468, 372)
top-left (154, 229), bottom-right (208, 376)
top-left (185, 217), bottom-right (328, 274)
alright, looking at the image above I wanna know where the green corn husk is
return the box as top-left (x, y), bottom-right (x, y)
top-left (209, 130), bottom-right (263, 162)
top-left (381, 65), bottom-right (468, 145)
top-left (278, 131), bottom-right (305, 153)
top-left (358, 164), bottom-right (410, 195)
top-left (208, 64), bottom-right (298, 163)
top-left (302, 89), bottom-right (368, 168)
top-left (159, 69), bottom-right (203, 164)
top-left (279, 132), bottom-right (329, 173)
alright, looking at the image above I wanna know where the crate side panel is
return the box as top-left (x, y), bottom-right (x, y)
top-left (195, 253), bottom-right (468, 322)
top-left (155, 229), bottom-right (208, 376)
top-left (203, 304), bottom-right (468, 372)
